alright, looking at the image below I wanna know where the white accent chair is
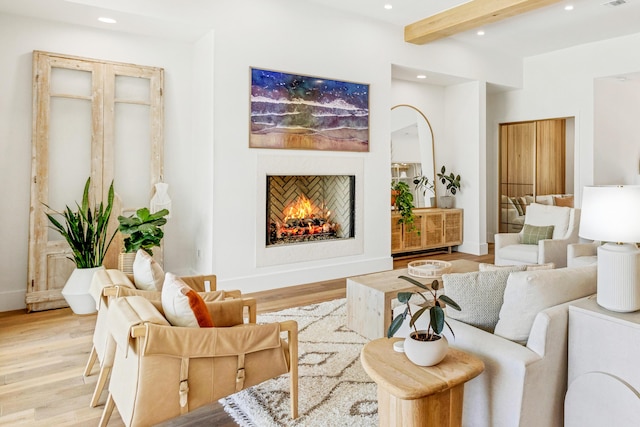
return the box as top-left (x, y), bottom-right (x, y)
top-left (495, 203), bottom-right (581, 268)
top-left (567, 241), bottom-right (600, 268)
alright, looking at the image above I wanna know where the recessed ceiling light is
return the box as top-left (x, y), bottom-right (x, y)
top-left (384, 4), bottom-right (393, 10)
top-left (98, 17), bottom-right (117, 24)
top-left (477, 30), bottom-right (485, 36)
top-left (564, 5), bottom-right (574, 11)
top-left (416, 75), bottom-right (427, 79)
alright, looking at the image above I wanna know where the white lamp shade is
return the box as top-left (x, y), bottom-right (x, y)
top-left (579, 185), bottom-right (640, 243)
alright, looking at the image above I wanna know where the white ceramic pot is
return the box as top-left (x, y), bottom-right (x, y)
top-left (61, 266), bottom-right (104, 315)
top-left (403, 331), bottom-right (449, 366)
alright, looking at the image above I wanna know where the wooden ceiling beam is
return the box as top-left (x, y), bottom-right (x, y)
top-left (404, 0), bottom-right (562, 45)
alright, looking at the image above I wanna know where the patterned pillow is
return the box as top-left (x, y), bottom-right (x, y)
top-left (510, 197), bottom-right (524, 216)
top-left (132, 249), bottom-right (165, 291)
top-left (442, 270), bottom-right (513, 333)
top-left (161, 273), bottom-right (214, 327)
top-left (521, 224), bottom-right (554, 244)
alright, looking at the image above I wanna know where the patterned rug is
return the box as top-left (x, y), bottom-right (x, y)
top-left (219, 298), bottom-right (378, 427)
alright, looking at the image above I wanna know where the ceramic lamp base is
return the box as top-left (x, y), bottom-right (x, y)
top-left (597, 243), bottom-right (640, 313)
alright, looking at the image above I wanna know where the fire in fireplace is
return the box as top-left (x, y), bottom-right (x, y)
top-left (266, 175), bottom-right (355, 246)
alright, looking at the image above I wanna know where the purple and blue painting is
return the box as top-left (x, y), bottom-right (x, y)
top-left (250, 68), bottom-right (369, 151)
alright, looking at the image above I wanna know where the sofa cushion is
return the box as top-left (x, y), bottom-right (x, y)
top-left (496, 244), bottom-right (540, 264)
top-left (521, 224), bottom-right (555, 244)
top-left (479, 263), bottom-right (555, 272)
top-left (442, 270), bottom-right (513, 333)
top-left (133, 249), bottom-right (165, 291)
top-left (524, 203), bottom-right (570, 239)
top-left (494, 266), bottom-right (597, 344)
top-left (161, 273), bottom-right (214, 328)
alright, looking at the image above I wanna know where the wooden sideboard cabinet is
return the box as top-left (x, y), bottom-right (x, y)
top-left (391, 208), bottom-right (463, 255)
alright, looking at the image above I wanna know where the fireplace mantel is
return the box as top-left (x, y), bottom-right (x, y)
top-left (256, 155), bottom-right (364, 267)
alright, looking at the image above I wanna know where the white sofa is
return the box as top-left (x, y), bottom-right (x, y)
top-left (393, 266), bottom-right (597, 427)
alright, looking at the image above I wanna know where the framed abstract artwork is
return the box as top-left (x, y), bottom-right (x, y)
top-left (250, 67), bottom-right (369, 152)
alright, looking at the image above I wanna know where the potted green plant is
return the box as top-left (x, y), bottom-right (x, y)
top-left (118, 208), bottom-right (169, 255)
top-left (387, 275), bottom-right (461, 366)
top-left (392, 181), bottom-right (418, 234)
top-left (413, 175), bottom-right (435, 207)
top-left (437, 165), bottom-right (461, 208)
top-left (44, 177), bottom-right (116, 314)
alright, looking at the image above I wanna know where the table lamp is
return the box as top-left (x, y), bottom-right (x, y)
top-left (579, 185), bottom-right (640, 312)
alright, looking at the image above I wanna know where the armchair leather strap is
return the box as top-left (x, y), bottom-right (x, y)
top-left (179, 357), bottom-right (190, 414)
top-left (235, 353), bottom-right (246, 392)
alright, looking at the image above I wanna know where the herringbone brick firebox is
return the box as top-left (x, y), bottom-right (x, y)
top-left (266, 175), bottom-right (355, 246)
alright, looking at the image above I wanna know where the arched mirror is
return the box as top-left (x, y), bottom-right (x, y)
top-left (390, 104), bottom-right (436, 207)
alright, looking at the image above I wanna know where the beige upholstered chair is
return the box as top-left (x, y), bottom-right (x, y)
top-left (98, 295), bottom-right (298, 427)
top-left (495, 203), bottom-right (581, 268)
top-left (84, 269), bottom-right (234, 408)
top-left (567, 241), bottom-right (600, 268)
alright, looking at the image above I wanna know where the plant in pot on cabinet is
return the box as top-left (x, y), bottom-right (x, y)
top-left (387, 275), bottom-right (461, 366)
top-left (413, 175), bottom-right (436, 207)
top-left (392, 180), bottom-right (419, 234)
top-left (437, 165), bottom-right (461, 209)
top-left (44, 178), bottom-right (116, 315)
top-left (117, 207), bottom-right (169, 273)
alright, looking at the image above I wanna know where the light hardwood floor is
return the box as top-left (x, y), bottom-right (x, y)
top-left (0, 248), bottom-right (493, 426)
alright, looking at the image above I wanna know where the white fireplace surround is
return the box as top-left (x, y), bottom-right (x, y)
top-left (256, 155), bottom-right (364, 267)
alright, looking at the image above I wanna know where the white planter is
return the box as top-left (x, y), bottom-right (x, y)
top-left (61, 266), bottom-right (104, 315)
top-left (403, 331), bottom-right (449, 366)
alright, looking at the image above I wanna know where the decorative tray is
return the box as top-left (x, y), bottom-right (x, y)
top-left (407, 260), bottom-right (453, 278)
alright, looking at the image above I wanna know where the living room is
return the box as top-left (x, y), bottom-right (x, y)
top-left (1, 0), bottom-right (640, 424)
top-left (2, 0), bottom-right (640, 310)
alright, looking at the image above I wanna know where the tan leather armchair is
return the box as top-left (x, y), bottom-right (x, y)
top-left (84, 269), bottom-right (235, 408)
top-left (98, 295), bottom-right (298, 427)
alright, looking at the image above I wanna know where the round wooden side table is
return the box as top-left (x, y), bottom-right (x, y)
top-left (361, 337), bottom-right (484, 427)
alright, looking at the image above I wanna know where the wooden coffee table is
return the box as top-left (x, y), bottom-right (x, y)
top-left (361, 337), bottom-right (484, 427)
top-left (346, 259), bottom-right (478, 340)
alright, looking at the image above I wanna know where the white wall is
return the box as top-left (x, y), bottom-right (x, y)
top-left (594, 77), bottom-right (640, 184)
top-left (487, 32), bottom-right (640, 240)
top-left (444, 81), bottom-right (487, 255)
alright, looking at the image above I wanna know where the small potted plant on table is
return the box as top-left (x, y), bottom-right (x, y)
top-left (387, 275), bottom-right (461, 366)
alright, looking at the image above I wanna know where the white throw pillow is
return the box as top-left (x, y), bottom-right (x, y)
top-left (524, 203), bottom-right (571, 239)
top-left (161, 273), bottom-right (214, 328)
top-left (494, 266), bottom-right (597, 344)
top-left (442, 270), bottom-right (514, 333)
top-left (132, 249), bottom-right (164, 291)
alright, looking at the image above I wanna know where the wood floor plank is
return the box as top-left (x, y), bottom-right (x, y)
top-left (0, 247), bottom-right (493, 426)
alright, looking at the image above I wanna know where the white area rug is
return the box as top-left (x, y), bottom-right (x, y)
top-left (219, 298), bottom-right (378, 426)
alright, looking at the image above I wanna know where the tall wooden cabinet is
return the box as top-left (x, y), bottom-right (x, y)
top-left (499, 118), bottom-right (566, 232)
top-left (391, 208), bottom-right (463, 255)
top-left (27, 51), bottom-right (164, 312)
